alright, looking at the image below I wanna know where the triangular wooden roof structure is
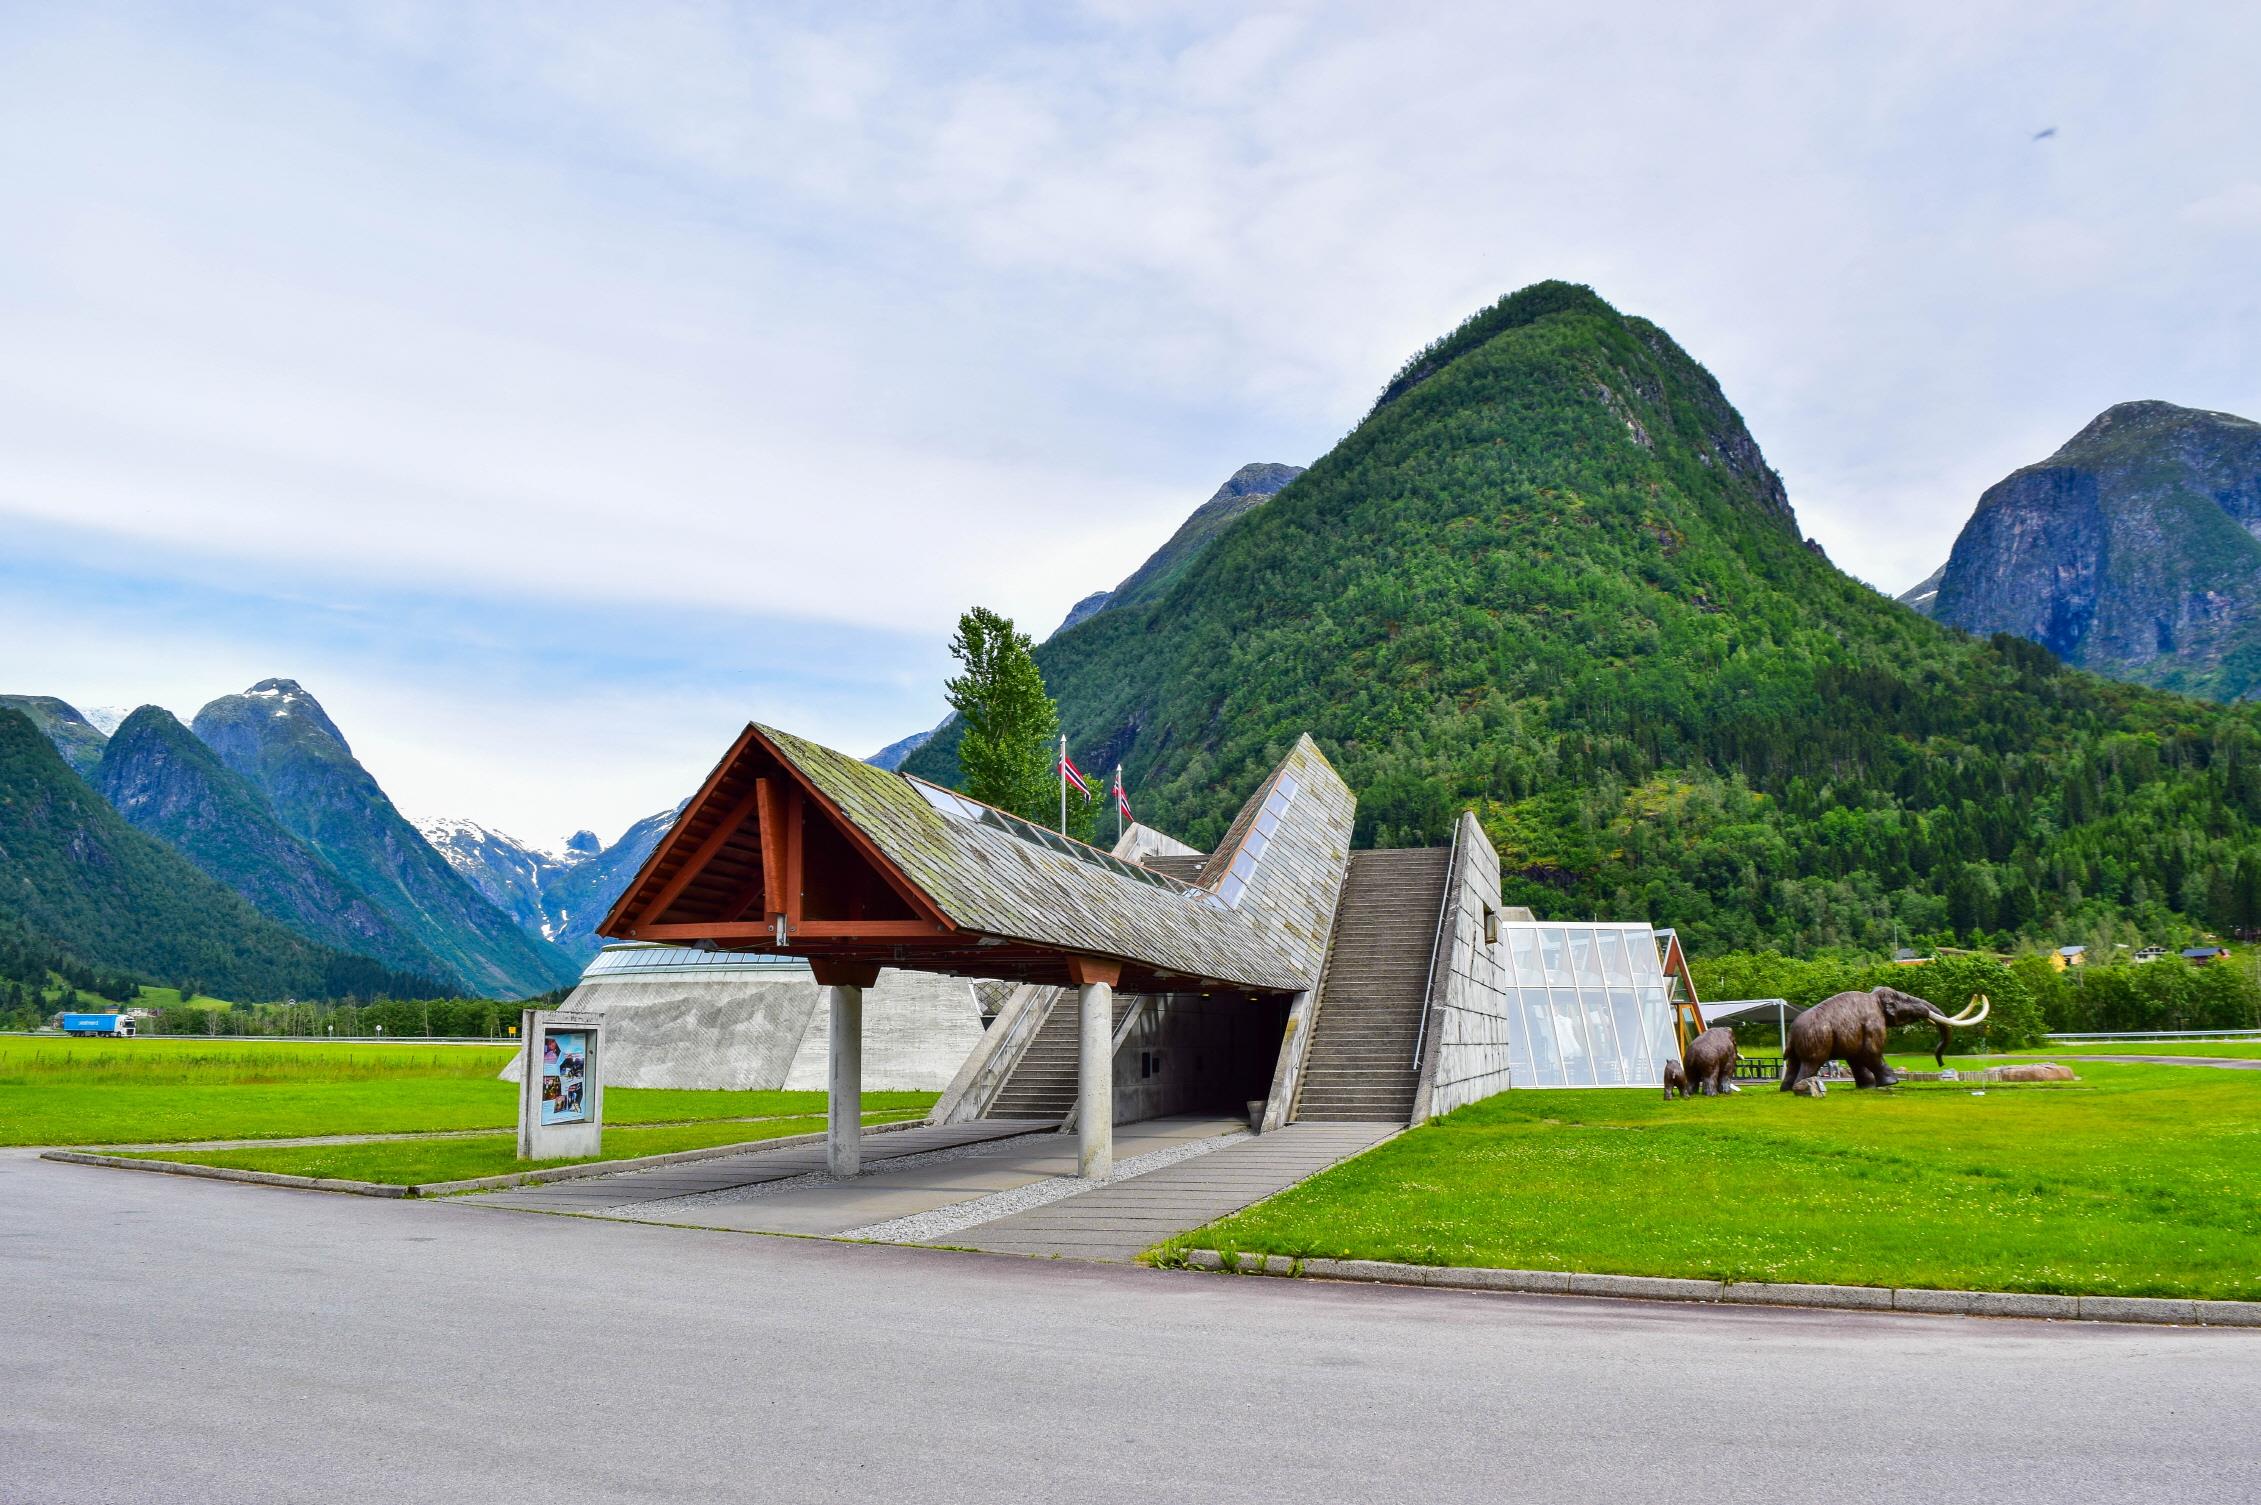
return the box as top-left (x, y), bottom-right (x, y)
top-left (601, 725), bottom-right (1355, 995)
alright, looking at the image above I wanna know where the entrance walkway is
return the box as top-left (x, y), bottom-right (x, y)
top-left (468, 1119), bottom-right (1050, 1215)
top-left (946, 1120), bottom-right (1397, 1262)
top-left (602, 1116), bottom-right (1247, 1239)
top-left (467, 1116), bottom-right (1398, 1262)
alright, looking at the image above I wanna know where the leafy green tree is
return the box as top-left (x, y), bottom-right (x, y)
top-left (945, 607), bottom-right (1061, 825)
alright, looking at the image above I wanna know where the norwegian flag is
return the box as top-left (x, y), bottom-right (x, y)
top-left (1058, 752), bottom-right (1092, 797)
top-left (1113, 766), bottom-right (1132, 822)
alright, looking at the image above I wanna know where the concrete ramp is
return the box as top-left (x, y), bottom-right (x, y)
top-left (947, 1120), bottom-right (1398, 1261)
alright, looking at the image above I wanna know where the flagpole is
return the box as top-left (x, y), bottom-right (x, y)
top-left (1059, 734), bottom-right (1067, 833)
top-left (1116, 764), bottom-right (1124, 842)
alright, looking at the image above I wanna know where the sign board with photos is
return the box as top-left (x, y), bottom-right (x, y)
top-left (517, 1009), bottom-right (604, 1161)
top-left (539, 1028), bottom-right (592, 1125)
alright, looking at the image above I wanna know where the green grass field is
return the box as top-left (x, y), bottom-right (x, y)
top-left (1179, 1062), bottom-right (2261, 1300)
top-left (113, 1110), bottom-right (926, 1185)
top-left (0, 1036), bottom-right (935, 1146)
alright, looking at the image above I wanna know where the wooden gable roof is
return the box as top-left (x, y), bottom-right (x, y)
top-left (600, 724), bottom-right (1354, 994)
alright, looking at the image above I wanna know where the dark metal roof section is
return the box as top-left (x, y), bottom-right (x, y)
top-left (600, 724), bottom-right (1354, 995)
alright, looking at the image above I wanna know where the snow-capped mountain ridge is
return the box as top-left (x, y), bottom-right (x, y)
top-left (417, 809), bottom-right (678, 962)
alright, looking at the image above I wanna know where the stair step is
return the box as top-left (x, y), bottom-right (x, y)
top-left (1290, 846), bottom-right (1453, 1128)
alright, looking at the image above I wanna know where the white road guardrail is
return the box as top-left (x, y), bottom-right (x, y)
top-left (2045, 1029), bottom-right (2261, 1042)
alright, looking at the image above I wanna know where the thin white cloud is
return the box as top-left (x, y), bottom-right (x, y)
top-left (4, 1), bottom-right (2259, 836)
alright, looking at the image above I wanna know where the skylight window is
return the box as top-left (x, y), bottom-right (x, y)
top-left (906, 777), bottom-right (1181, 891)
top-left (1211, 772), bottom-right (1299, 909)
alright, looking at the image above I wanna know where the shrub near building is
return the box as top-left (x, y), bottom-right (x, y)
top-left (2037, 955), bottom-right (2261, 1034)
top-left (142, 996), bottom-right (518, 1038)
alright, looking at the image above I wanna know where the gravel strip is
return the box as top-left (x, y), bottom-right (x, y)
top-left (600, 1129), bottom-right (1059, 1218)
top-left (841, 1129), bottom-right (1249, 1245)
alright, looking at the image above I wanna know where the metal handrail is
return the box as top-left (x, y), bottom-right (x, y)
top-left (1410, 819), bottom-right (1467, 1071)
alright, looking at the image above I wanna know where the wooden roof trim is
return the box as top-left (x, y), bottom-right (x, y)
top-left (598, 723), bottom-right (761, 937)
top-left (754, 727), bottom-right (954, 929)
top-left (600, 723), bottom-right (955, 940)
top-left (629, 784), bottom-right (763, 928)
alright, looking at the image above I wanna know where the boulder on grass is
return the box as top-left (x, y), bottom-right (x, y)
top-left (1791, 1077), bottom-right (1827, 1097)
top-left (1986, 1062), bottom-right (2077, 1083)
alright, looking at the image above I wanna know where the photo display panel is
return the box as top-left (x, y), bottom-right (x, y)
top-left (540, 1028), bottom-right (592, 1125)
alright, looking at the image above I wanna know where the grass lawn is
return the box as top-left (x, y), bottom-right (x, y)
top-left (1179, 1062), bottom-right (2261, 1300)
top-left (111, 1109), bottom-right (926, 1185)
top-left (0, 1036), bottom-right (935, 1145)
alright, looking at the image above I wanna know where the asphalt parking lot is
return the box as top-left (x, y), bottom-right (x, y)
top-left (7, 1149), bottom-right (2258, 1505)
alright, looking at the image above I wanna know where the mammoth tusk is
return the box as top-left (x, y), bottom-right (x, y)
top-left (1940, 994), bottom-right (1991, 1027)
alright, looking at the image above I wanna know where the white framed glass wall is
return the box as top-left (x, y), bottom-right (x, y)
top-left (1500, 922), bottom-right (1676, 1088)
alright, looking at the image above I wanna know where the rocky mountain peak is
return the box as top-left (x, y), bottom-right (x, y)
top-left (1922, 399), bottom-right (2261, 698)
top-left (214, 678), bottom-right (353, 755)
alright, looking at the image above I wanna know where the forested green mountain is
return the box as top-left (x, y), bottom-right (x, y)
top-left (97, 707), bottom-right (462, 985)
top-left (0, 710), bottom-right (451, 1001)
top-left (907, 282), bottom-right (2261, 953)
top-left (191, 680), bottom-right (578, 996)
top-left (1053, 462), bottom-right (1305, 632)
top-left (0, 695), bottom-right (109, 779)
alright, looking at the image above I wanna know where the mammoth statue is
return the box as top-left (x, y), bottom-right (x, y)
top-left (1683, 1027), bottom-right (1740, 1096)
top-left (1661, 1059), bottom-right (1688, 1100)
top-left (1781, 988), bottom-right (1990, 1091)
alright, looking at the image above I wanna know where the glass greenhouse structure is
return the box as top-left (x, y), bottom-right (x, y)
top-left (1499, 922), bottom-right (1681, 1088)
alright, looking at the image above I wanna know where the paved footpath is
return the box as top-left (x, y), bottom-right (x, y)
top-left (469, 1118), bottom-right (1052, 1213)
top-left (8, 1149), bottom-right (2259, 1505)
top-left (945, 1120), bottom-right (1396, 1261)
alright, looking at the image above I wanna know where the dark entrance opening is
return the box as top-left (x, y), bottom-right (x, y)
top-left (1114, 991), bottom-right (1290, 1126)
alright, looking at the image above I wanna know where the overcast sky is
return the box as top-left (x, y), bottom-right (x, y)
top-left (5, 3), bottom-right (2257, 848)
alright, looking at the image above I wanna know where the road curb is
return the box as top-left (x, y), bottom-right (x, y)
top-left (39, 1116), bottom-right (930, 1198)
top-left (1178, 1251), bottom-right (2261, 1327)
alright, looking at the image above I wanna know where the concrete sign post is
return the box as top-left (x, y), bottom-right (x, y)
top-left (518, 1009), bottom-right (604, 1161)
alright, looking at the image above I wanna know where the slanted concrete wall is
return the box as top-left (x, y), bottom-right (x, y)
top-left (499, 966), bottom-right (982, 1092)
top-left (1114, 822), bottom-right (1201, 863)
top-left (782, 970), bottom-right (989, 1091)
top-left (1413, 812), bottom-right (1514, 1120)
top-left (930, 982), bottom-right (1058, 1124)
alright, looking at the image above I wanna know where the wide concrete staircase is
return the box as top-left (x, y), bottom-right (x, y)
top-left (983, 988), bottom-right (1135, 1121)
top-left (1291, 847), bottom-right (1454, 1124)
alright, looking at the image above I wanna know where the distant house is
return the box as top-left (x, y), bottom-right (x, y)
top-left (2133, 945), bottom-right (2166, 964)
top-left (1891, 948), bottom-right (1930, 966)
top-left (2181, 946), bottom-right (2230, 965)
top-left (2049, 944), bottom-right (2087, 972)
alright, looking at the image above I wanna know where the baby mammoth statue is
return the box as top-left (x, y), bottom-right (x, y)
top-left (1661, 1059), bottom-right (1688, 1099)
top-left (1781, 987), bottom-right (1990, 1091)
top-left (1682, 1026), bottom-right (1740, 1096)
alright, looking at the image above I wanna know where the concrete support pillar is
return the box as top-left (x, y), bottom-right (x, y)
top-left (826, 983), bottom-right (863, 1177)
top-left (1073, 967), bottom-right (1118, 1179)
top-left (811, 960), bottom-right (879, 1179)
